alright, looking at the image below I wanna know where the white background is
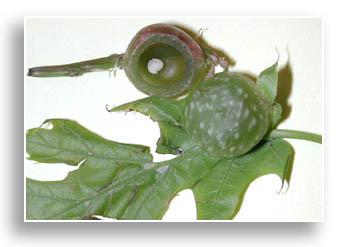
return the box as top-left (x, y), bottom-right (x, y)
top-left (1, 0), bottom-right (337, 246)
top-left (25, 17), bottom-right (322, 222)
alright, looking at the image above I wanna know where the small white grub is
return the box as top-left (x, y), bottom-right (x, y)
top-left (234, 133), bottom-right (240, 139)
top-left (230, 147), bottom-right (236, 152)
top-left (199, 122), bottom-right (205, 129)
top-left (147, 58), bottom-right (164, 74)
top-left (237, 88), bottom-right (243, 94)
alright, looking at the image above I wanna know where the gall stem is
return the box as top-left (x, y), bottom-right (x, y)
top-left (28, 53), bottom-right (123, 77)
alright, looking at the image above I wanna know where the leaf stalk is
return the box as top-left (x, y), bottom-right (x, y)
top-left (266, 129), bottom-right (322, 144)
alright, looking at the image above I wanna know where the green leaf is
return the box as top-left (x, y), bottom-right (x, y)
top-left (109, 96), bottom-right (186, 125)
top-left (27, 119), bottom-right (152, 167)
top-left (271, 102), bottom-right (282, 128)
top-left (192, 139), bottom-right (294, 220)
top-left (26, 96), bottom-right (297, 221)
top-left (26, 119), bottom-right (218, 220)
top-left (155, 122), bottom-right (194, 154)
top-left (120, 147), bottom-right (219, 219)
top-left (257, 62), bottom-right (278, 103)
top-left (109, 96), bottom-right (194, 154)
top-left (26, 119), bottom-right (156, 220)
top-left (27, 169), bottom-right (156, 220)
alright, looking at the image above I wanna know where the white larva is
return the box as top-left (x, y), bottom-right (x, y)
top-left (147, 58), bottom-right (164, 74)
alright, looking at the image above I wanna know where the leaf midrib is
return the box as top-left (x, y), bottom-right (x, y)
top-left (28, 168), bottom-right (153, 220)
top-left (28, 139), bottom-right (150, 164)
